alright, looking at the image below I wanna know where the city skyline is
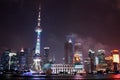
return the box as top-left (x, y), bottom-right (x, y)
top-left (0, 0), bottom-right (120, 63)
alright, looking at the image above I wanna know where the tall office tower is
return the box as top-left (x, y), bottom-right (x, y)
top-left (18, 48), bottom-right (26, 71)
top-left (64, 38), bottom-right (73, 64)
top-left (88, 49), bottom-right (95, 73)
top-left (32, 6), bottom-right (42, 71)
top-left (43, 47), bottom-right (50, 63)
top-left (97, 49), bottom-right (105, 64)
top-left (1, 49), bottom-right (18, 70)
top-left (74, 42), bottom-right (83, 64)
top-left (1, 50), bottom-right (11, 70)
top-left (66, 34), bottom-right (76, 44)
top-left (73, 42), bottom-right (84, 72)
top-left (96, 49), bottom-right (106, 72)
top-left (111, 50), bottom-right (120, 72)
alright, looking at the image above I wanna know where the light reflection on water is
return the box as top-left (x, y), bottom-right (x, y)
top-left (110, 74), bottom-right (120, 79)
top-left (73, 74), bottom-right (120, 80)
top-left (74, 74), bottom-right (85, 79)
top-left (30, 78), bottom-right (45, 80)
top-left (2, 74), bottom-right (120, 80)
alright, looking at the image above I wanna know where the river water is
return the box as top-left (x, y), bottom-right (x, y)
top-left (1, 74), bottom-right (120, 80)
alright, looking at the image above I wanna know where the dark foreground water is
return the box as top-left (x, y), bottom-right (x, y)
top-left (1, 74), bottom-right (120, 80)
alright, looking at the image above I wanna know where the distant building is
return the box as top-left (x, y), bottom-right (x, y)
top-left (64, 38), bottom-right (73, 64)
top-left (74, 42), bottom-right (83, 64)
top-left (73, 42), bottom-right (84, 73)
top-left (43, 47), bottom-right (50, 64)
top-left (49, 54), bottom-right (55, 64)
top-left (96, 49), bottom-right (107, 72)
top-left (18, 48), bottom-right (30, 71)
top-left (84, 58), bottom-right (91, 73)
top-left (1, 49), bottom-right (18, 70)
top-left (97, 50), bottom-right (105, 64)
top-left (51, 64), bottom-right (74, 74)
top-left (88, 49), bottom-right (95, 73)
top-left (105, 55), bottom-right (113, 71)
top-left (111, 50), bottom-right (120, 72)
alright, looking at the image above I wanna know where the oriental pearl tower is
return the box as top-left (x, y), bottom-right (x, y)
top-left (32, 5), bottom-right (42, 72)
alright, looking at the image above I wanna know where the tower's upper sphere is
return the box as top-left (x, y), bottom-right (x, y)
top-left (35, 27), bottom-right (42, 33)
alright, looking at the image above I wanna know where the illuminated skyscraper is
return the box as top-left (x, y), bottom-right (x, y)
top-left (43, 47), bottom-right (50, 63)
top-left (64, 38), bottom-right (73, 64)
top-left (74, 42), bottom-right (83, 64)
top-left (18, 48), bottom-right (30, 71)
top-left (88, 49), bottom-right (95, 73)
top-left (111, 50), bottom-right (120, 72)
top-left (32, 6), bottom-right (42, 71)
top-left (96, 49), bottom-right (106, 72)
top-left (73, 42), bottom-right (84, 73)
top-left (1, 49), bottom-right (18, 70)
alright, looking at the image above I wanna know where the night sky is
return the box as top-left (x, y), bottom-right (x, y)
top-left (0, 0), bottom-right (120, 63)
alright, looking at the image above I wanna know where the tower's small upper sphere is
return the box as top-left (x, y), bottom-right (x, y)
top-left (35, 27), bottom-right (42, 33)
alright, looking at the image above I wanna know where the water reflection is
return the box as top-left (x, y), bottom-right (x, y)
top-left (111, 74), bottom-right (120, 79)
top-left (30, 78), bottom-right (45, 80)
top-left (2, 74), bottom-right (120, 80)
top-left (74, 74), bottom-right (85, 79)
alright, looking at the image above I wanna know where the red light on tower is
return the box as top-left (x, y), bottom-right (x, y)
top-left (111, 50), bottom-right (120, 63)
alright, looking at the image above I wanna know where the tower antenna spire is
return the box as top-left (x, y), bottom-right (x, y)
top-left (37, 4), bottom-right (41, 27)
